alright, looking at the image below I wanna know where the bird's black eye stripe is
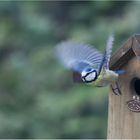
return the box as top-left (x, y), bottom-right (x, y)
top-left (91, 70), bottom-right (98, 81)
top-left (82, 70), bottom-right (98, 83)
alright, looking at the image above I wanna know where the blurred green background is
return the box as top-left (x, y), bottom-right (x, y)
top-left (0, 1), bottom-right (140, 138)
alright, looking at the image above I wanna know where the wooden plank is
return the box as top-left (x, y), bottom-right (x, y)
top-left (108, 56), bottom-right (140, 139)
top-left (109, 36), bottom-right (134, 70)
top-left (110, 34), bottom-right (140, 70)
top-left (108, 34), bottom-right (140, 139)
top-left (132, 34), bottom-right (140, 61)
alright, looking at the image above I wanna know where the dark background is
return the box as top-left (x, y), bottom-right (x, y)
top-left (0, 1), bottom-right (139, 138)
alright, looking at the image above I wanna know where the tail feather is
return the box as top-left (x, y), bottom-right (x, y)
top-left (114, 70), bottom-right (126, 75)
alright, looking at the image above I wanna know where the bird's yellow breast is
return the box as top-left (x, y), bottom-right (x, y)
top-left (92, 69), bottom-right (118, 87)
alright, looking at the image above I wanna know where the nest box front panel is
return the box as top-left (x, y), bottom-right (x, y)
top-left (108, 35), bottom-right (140, 139)
top-left (119, 56), bottom-right (140, 96)
top-left (108, 56), bottom-right (140, 139)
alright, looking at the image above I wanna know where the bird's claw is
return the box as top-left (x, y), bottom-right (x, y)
top-left (111, 82), bottom-right (122, 95)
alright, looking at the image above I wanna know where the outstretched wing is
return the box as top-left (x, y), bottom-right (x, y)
top-left (55, 41), bottom-right (103, 73)
top-left (104, 34), bottom-right (114, 69)
top-left (98, 51), bottom-right (107, 75)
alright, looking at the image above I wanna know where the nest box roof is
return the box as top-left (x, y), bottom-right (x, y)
top-left (110, 34), bottom-right (140, 70)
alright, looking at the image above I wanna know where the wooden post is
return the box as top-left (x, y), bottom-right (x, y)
top-left (107, 34), bottom-right (140, 139)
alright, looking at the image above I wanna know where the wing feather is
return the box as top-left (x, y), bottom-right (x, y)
top-left (104, 34), bottom-right (114, 69)
top-left (56, 41), bottom-right (103, 73)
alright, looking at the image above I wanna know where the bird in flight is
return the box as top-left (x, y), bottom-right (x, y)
top-left (55, 35), bottom-right (125, 89)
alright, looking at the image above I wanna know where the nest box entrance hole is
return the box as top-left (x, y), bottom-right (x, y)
top-left (131, 78), bottom-right (140, 95)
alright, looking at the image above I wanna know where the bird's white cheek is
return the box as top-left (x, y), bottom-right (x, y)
top-left (85, 72), bottom-right (96, 81)
top-left (81, 71), bottom-right (87, 77)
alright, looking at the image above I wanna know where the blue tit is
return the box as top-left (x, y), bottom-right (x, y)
top-left (55, 35), bottom-right (125, 87)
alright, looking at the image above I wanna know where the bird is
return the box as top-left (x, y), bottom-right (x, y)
top-left (55, 35), bottom-right (125, 88)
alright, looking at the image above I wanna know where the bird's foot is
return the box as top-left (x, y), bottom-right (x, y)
top-left (111, 82), bottom-right (122, 95)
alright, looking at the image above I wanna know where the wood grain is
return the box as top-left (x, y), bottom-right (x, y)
top-left (109, 34), bottom-right (140, 70)
top-left (108, 34), bottom-right (140, 139)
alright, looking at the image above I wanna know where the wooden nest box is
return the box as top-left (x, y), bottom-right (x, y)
top-left (108, 34), bottom-right (140, 139)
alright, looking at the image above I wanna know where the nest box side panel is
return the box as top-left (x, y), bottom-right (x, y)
top-left (108, 56), bottom-right (140, 139)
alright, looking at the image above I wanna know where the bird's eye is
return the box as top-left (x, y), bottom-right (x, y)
top-left (86, 68), bottom-right (92, 72)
